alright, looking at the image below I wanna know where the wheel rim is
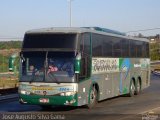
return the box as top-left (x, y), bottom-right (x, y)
top-left (137, 81), bottom-right (140, 93)
top-left (90, 89), bottom-right (96, 104)
top-left (131, 83), bottom-right (135, 95)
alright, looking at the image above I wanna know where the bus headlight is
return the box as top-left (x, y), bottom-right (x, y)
top-left (60, 92), bottom-right (76, 96)
top-left (20, 90), bottom-right (30, 95)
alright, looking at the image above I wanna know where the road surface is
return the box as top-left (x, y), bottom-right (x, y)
top-left (0, 74), bottom-right (160, 120)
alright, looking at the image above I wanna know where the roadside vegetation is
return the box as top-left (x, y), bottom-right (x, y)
top-left (150, 43), bottom-right (160, 61)
top-left (0, 41), bottom-right (22, 72)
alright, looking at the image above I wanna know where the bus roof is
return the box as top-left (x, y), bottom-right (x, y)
top-left (26, 27), bottom-right (149, 42)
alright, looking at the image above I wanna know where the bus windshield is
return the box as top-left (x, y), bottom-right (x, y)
top-left (20, 52), bottom-right (76, 83)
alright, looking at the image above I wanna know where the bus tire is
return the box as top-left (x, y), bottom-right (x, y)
top-left (87, 86), bottom-right (98, 109)
top-left (128, 80), bottom-right (135, 97)
top-left (135, 78), bottom-right (141, 95)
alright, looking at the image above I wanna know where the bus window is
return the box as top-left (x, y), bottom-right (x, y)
top-left (103, 36), bottom-right (112, 57)
top-left (146, 42), bottom-right (150, 58)
top-left (79, 56), bottom-right (90, 79)
top-left (79, 57), bottom-right (87, 78)
top-left (136, 41), bottom-right (143, 58)
top-left (130, 40), bottom-right (136, 58)
top-left (92, 34), bottom-right (103, 57)
top-left (80, 33), bottom-right (90, 55)
top-left (79, 33), bottom-right (91, 80)
top-left (121, 39), bottom-right (129, 57)
top-left (113, 38), bottom-right (122, 57)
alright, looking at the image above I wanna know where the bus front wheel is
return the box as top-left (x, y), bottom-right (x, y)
top-left (87, 86), bottom-right (98, 109)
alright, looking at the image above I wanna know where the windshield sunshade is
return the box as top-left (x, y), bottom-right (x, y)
top-left (23, 34), bottom-right (77, 49)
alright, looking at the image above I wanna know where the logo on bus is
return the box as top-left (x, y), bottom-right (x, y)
top-left (92, 58), bottom-right (119, 73)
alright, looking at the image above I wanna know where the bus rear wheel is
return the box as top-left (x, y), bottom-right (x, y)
top-left (87, 86), bottom-right (98, 109)
top-left (129, 80), bottom-right (135, 97)
top-left (135, 79), bottom-right (141, 95)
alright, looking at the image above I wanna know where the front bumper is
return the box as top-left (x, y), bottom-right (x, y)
top-left (19, 94), bottom-right (78, 106)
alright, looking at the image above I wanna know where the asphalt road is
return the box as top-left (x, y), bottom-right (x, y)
top-left (0, 74), bottom-right (160, 120)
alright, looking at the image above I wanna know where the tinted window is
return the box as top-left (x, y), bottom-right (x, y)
top-left (80, 33), bottom-right (91, 79)
top-left (146, 42), bottom-right (149, 58)
top-left (142, 41), bottom-right (149, 58)
top-left (112, 38), bottom-right (121, 57)
top-left (142, 42), bottom-right (146, 58)
top-left (136, 41), bottom-right (143, 57)
top-left (121, 39), bottom-right (129, 57)
top-left (92, 33), bottom-right (148, 58)
top-left (130, 40), bottom-right (136, 57)
top-left (80, 33), bottom-right (90, 55)
top-left (23, 34), bottom-right (77, 49)
top-left (92, 34), bottom-right (103, 56)
top-left (103, 36), bottom-right (113, 57)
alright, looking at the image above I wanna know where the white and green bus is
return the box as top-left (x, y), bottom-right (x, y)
top-left (19, 27), bottom-right (150, 108)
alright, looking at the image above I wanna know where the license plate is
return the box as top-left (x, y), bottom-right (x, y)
top-left (39, 98), bottom-right (49, 103)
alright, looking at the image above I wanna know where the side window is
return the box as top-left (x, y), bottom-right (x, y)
top-left (113, 38), bottom-right (121, 57)
top-left (79, 33), bottom-right (91, 79)
top-left (142, 42), bottom-right (149, 58)
top-left (79, 57), bottom-right (89, 78)
top-left (142, 42), bottom-right (146, 58)
top-left (103, 36), bottom-right (113, 57)
top-left (121, 39), bottom-right (129, 57)
top-left (130, 40), bottom-right (136, 58)
top-left (80, 33), bottom-right (90, 55)
top-left (92, 34), bottom-right (103, 57)
top-left (146, 42), bottom-right (149, 58)
top-left (136, 41), bottom-right (143, 58)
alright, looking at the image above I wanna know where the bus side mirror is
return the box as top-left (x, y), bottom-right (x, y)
top-left (75, 53), bottom-right (81, 74)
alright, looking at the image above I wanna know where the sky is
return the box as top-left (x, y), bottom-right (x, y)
top-left (0, 0), bottom-right (160, 40)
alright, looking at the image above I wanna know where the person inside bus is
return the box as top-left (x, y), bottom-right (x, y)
top-left (47, 64), bottom-right (58, 74)
top-left (27, 65), bottom-right (35, 75)
top-left (28, 65), bottom-right (40, 76)
top-left (29, 65), bottom-right (34, 71)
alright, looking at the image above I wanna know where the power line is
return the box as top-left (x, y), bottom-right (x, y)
top-left (126, 27), bottom-right (160, 33)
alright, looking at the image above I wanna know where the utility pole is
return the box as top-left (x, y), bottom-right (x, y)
top-left (68, 0), bottom-right (74, 27)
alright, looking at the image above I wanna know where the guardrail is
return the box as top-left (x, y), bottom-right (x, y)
top-left (152, 71), bottom-right (160, 76)
top-left (150, 61), bottom-right (160, 75)
top-left (150, 61), bottom-right (160, 64)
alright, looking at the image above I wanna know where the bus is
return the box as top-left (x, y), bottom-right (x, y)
top-left (19, 27), bottom-right (150, 108)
